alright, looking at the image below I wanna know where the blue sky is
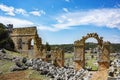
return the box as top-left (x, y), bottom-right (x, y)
top-left (0, 0), bottom-right (120, 44)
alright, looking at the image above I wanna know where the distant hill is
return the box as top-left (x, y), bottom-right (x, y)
top-left (50, 43), bottom-right (120, 53)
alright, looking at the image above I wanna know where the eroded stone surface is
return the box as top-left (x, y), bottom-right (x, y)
top-left (10, 27), bottom-right (42, 58)
top-left (74, 33), bottom-right (110, 71)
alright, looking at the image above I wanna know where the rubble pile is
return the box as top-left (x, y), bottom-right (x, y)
top-left (25, 58), bottom-right (91, 80)
top-left (10, 57), bottom-right (91, 80)
top-left (108, 54), bottom-right (120, 80)
top-left (0, 49), bottom-right (92, 80)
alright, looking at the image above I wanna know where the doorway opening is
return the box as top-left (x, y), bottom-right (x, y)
top-left (28, 39), bottom-right (34, 50)
top-left (85, 38), bottom-right (99, 71)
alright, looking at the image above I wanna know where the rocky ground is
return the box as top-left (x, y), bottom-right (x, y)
top-left (0, 49), bottom-right (50, 80)
top-left (0, 49), bottom-right (119, 80)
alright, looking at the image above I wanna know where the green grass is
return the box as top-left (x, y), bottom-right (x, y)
top-left (0, 60), bottom-right (14, 73)
top-left (4, 49), bottom-right (23, 57)
top-left (4, 49), bottom-right (34, 58)
top-left (0, 59), bottom-right (51, 80)
top-left (85, 52), bottom-right (98, 70)
top-left (27, 70), bottom-right (51, 80)
top-left (65, 53), bottom-right (73, 59)
top-left (64, 53), bottom-right (73, 66)
top-left (0, 49), bottom-right (23, 74)
top-left (64, 53), bottom-right (98, 69)
top-left (85, 58), bottom-right (98, 70)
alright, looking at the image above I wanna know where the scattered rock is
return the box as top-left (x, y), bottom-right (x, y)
top-left (22, 57), bottom-right (27, 64)
top-left (24, 58), bottom-right (90, 80)
top-left (12, 57), bottom-right (21, 62)
top-left (0, 51), bottom-right (5, 60)
top-left (10, 65), bottom-right (28, 72)
top-left (0, 71), bottom-right (2, 75)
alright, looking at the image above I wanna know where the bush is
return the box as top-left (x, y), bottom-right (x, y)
top-left (0, 23), bottom-right (14, 50)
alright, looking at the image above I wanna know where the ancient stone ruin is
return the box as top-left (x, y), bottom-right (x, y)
top-left (9, 25), bottom-right (43, 58)
top-left (8, 24), bottom-right (64, 67)
top-left (74, 33), bottom-right (110, 70)
top-left (41, 47), bottom-right (64, 67)
top-left (1, 29), bottom-right (114, 80)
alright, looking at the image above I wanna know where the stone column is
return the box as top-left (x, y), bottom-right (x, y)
top-left (98, 42), bottom-right (110, 70)
top-left (74, 40), bottom-right (85, 70)
top-left (33, 35), bottom-right (40, 58)
top-left (33, 41), bottom-right (38, 58)
top-left (52, 48), bottom-right (64, 67)
top-left (57, 49), bottom-right (64, 67)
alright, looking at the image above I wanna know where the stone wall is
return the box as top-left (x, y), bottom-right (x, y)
top-left (74, 33), bottom-right (110, 70)
top-left (10, 27), bottom-right (42, 58)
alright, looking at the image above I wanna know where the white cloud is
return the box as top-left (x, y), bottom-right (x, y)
top-left (63, 8), bottom-right (69, 12)
top-left (30, 10), bottom-right (46, 16)
top-left (15, 8), bottom-right (28, 16)
top-left (37, 25), bottom-right (58, 32)
top-left (54, 8), bottom-right (120, 30)
top-left (19, 8), bottom-right (120, 32)
top-left (105, 35), bottom-right (120, 43)
top-left (0, 4), bottom-right (46, 17)
top-left (0, 16), bottom-right (34, 27)
top-left (0, 4), bottom-right (28, 16)
top-left (0, 16), bottom-right (59, 32)
top-left (30, 11), bottom-right (40, 16)
top-left (0, 4), bottom-right (15, 16)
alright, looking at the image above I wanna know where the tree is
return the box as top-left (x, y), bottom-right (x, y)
top-left (0, 23), bottom-right (14, 50)
top-left (45, 42), bottom-right (51, 51)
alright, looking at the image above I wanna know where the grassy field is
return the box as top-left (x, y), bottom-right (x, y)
top-left (85, 52), bottom-right (98, 70)
top-left (65, 53), bottom-right (73, 59)
top-left (0, 50), bottom-right (51, 80)
top-left (64, 52), bottom-right (98, 70)
top-left (4, 49), bottom-right (25, 57)
top-left (64, 53), bottom-right (73, 66)
top-left (0, 50), bottom-right (99, 80)
top-left (29, 70), bottom-right (51, 80)
top-left (0, 59), bottom-right (51, 80)
top-left (0, 60), bottom-right (14, 73)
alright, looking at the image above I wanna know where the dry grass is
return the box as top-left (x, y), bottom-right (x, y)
top-left (0, 70), bottom-right (51, 80)
top-left (0, 50), bottom-right (51, 80)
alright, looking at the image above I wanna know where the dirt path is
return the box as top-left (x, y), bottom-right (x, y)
top-left (0, 71), bottom-right (40, 80)
top-left (90, 69), bottom-right (108, 80)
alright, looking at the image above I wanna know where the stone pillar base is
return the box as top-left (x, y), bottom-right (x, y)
top-left (56, 59), bottom-right (64, 67)
top-left (74, 60), bottom-right (83, 70)
top-left (98, 62), bottom-right (109, 70)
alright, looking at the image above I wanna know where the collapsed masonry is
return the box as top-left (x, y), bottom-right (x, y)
top-left (8, 24), bottom-right (42, 58)
top-left (41, 47), bottom-right (64, 67)
top-left (8, 25), bottom-right (110, 70)
top-left (74, 33), bottom-right (110, 70)
top-left (8, 24), bottom-right (64, 67)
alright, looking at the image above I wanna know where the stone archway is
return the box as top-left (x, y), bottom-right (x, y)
top-left (28, 38), bottom-right (34, 50)
top-left (74, 33), bottom-right (110, 70)
top-left (10, 27), bottom-right (43, 58)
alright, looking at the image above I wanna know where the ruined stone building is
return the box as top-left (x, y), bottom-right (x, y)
top-left (8, 24), bottom-right (43, 58)
top-left (74, 33), bottom-right (110, 70)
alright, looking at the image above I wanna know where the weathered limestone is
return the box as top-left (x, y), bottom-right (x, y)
top-left (74, 41), bottom-right (85, 70)
top-left (98, 41), bottom-right (110, 70)
top-left (74, 33), bottom-right (110, 70)
top-left (10, 26), bottom-right (42, 58)
top-left (51, 47), bottom-right (64, 67)
top-left (40, 47), bottom-right (64, 67)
